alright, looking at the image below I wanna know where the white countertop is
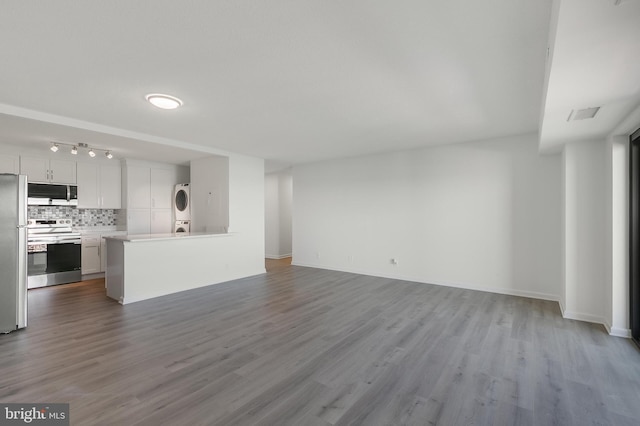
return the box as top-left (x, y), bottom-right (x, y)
top-left (74, 226), bottom-right (126, 234)
top-left (105, 231), bottom-right (234, 243)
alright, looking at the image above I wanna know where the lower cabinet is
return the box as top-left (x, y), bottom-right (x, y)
top-left (82, 231), bottom-right (127, 275)
top-left (81, 236), bottom-right (101, 275)
top-left (127, 209), bottom-right (172, 234)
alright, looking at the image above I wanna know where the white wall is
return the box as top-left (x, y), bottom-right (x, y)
top-left (228, 154), bottom-right (266, 271)
top-left (293, 134), bottom-right (562, 299)
top-left (191, 155), bottom-right (229, 233)
top-left (190, 153), bottom-right (265, 276)
top-left (279, 172), bottom-right (293, 256)
top-left (562, 141), bottom-right (607, 324)
top-left (265, 174), bottom-right (281, 257)
top-left (265, 171), bottom-right (293, 259)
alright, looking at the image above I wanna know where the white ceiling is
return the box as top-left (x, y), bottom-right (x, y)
top-left (540, 0), bottom-right (640, 152)
top-left (0, 1), bottom-right (636, 169)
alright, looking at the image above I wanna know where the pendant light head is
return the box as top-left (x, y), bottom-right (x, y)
top-left (105, 151), bottom-right (113, 159)
top-left (88, 149), bottom-right (96, 158)
top-left (50, 143), bottom-right (59, 152)
top-left (71, 146), bottom-right (78, 155)
top-left (145, 93), bottom-right (183, 110)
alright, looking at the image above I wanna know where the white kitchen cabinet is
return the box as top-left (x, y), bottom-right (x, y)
top-left (127, 209), bottom-right (151, 234)
top-left (20, 156), bottom-right (76, 183)
top-left (150, 168), bottom-right (175, 209)
top-left (77, 162), bottom-right (121, 209)
top-left (150, 209), bottom-right (172, 234)
top-left (100, 164), bottom-right (121, 209)
top-left (76, 162), bottom-right (99, 208)
top-left (81, 235), bottom-right (101, 274)
top-left (0, 154), bottom-right (20, 174)
top-left (126, 166), bottom-right (151, 209)
top-left (122, 162), bottom-right (188, 234)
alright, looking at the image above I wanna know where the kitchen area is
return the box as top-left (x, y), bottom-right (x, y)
top-left (18, 154), bottom-right (190, 289)
top-left (1, 142), bottom-right (265, 334)
top-left (0, 149), bottom-right (188, 333)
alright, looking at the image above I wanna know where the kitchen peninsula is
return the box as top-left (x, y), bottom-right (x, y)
top-left (105, 231), bottom-right (264, 304)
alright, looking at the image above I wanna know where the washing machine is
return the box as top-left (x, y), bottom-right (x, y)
top-left (174, 220), bottom-right (190, 233)
top-left (174, 183), bottom-right (190, 220)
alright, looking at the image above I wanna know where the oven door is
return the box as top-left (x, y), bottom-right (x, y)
top-left (27, 240), bottom-right (82, 288)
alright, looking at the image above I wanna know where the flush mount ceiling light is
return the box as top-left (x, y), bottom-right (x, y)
top-left (145, 93), bottom-right (183, 110)
top-left (47, 141), bottom-right (114, 159)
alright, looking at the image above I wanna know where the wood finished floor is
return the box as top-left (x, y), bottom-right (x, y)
top-left (1, 261), bottom-right (640, 425)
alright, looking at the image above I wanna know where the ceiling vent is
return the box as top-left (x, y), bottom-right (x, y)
top-left (567, 107), bottom-right (600, 121)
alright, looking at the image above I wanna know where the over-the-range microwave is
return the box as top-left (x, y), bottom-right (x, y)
top-left (27, 183), bottom-right (78, 206)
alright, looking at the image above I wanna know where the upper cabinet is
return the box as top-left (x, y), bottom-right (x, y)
top-left (77, 162), bottom-right (121, 209)
top-left (122, 160), bottom-right (189, 234)
top-left (0, 154), bottom-right (20, 174)
top-left (20, 157), bottom-right (76, 184)
top-left (125, 166), bottom-right (151, 209)
top-left (123, 164), bottom-right (184, 210)
top-left (150, 168), bottom-right (175, 209)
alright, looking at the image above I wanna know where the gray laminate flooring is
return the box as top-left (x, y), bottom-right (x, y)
top-left (1, 264), bottom-right (639, 425)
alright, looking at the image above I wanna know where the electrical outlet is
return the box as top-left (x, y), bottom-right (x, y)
top-left (390, 258), bottom-right (398, 265)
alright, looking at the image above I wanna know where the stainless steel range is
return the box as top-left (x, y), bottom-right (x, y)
top-left (27, 219), bottom-right (81, 289)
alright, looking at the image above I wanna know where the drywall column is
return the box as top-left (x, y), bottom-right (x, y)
top-left (265, 174), bottom-right (281, 257)
top-left (265, 171), bottom-right (293, 259)
top-left (607, 135), bottom-right (630, 336)
top-left (278, 172), bottom-right (292, 257)
top-left (191, 153), bottom-right (265, 276)
top-left (191, 155), bottom-right (229, 233)
top-left (562, 141), bottom-right (607, 324)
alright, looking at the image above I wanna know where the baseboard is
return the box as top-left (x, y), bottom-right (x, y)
top-left (559, 309), bottom-right (607, 326)
top-left (609, 326), bottom-right (632, 338)
top-left (266, 254), bottom-right (292, 260)
top-left (290, 261), bottom-right (560, 302)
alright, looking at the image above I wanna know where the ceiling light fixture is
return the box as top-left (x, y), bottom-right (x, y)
top-left (145, 93), bottom-right (183, 110)
top-left (47, 141), bottom-right (114, 159)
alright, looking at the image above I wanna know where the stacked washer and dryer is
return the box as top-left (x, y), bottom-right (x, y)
top-left (174, 183), bottom-right (191, 233)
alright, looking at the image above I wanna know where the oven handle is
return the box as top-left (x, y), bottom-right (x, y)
top-left (28, 239), bottom-right (82, 246)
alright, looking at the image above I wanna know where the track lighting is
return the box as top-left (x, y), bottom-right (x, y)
top-left (47, 141), bottom-right (113, 159)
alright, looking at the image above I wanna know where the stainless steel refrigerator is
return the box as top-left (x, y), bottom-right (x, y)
top-left (0, 174), bottom-right (28, 333)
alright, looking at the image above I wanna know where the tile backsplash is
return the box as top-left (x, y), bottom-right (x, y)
top-left (28, 206), bottom-right (120, 227)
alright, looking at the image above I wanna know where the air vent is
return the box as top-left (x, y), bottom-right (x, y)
top-left (567, 107), bottom-right (600, 121)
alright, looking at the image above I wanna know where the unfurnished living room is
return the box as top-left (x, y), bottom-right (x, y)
top-left (1, 1), bottom-right (640, 425)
